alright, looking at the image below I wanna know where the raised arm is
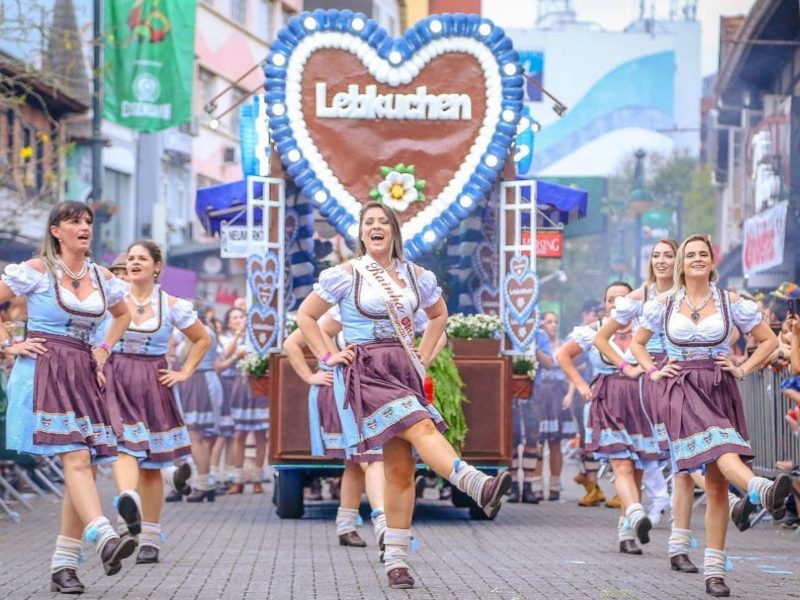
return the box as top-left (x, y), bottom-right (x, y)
top-left (284, 314), bottom-right (341, 386)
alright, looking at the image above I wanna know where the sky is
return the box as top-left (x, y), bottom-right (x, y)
top-left (566, 0), bottom-right (756, 75)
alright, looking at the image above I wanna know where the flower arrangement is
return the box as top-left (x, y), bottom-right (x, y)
top-left (237, 352), bottom-right (270, 378)
top-left (446, 313), bottom-right (501, 340)
top-left (369, 163), bottom-right (426, 212)
top-left (512, 355), bottom-right (538, 380)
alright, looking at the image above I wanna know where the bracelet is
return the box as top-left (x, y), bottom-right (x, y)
top-left (96, 342), bottom-right (111, 354)
top-left (321, 352), bottom-right (333, 364)
top-left (738, 367), bottom-right (747, 381)
top-left (618, 360), bottom-right (629, 372)
top-left (647, 366), bottom-right (658, 377)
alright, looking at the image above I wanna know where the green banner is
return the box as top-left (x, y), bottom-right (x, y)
top-left (103, 0), bottom-right (197, 131)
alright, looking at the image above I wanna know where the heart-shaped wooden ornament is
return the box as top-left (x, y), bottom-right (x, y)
top-left (504, 309), bottom-right (539, 353)
top-left (474, 285), bottom-right (500, 316)
top-left (247, 252), bottom-right (280, 308)
top-left (265, 11), bottom-right (524, 259)
top-left (473, 242), bottom-right (497, 285)
top-left (248, 306), bottom-right (279, 356)
top-left (504, 270), bottom-right (540, 323)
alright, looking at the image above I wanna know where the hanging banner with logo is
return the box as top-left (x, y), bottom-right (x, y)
top-left (742, 200), bottom-right (788, 277)
top-left (104, 0), bottom-right (197, 131)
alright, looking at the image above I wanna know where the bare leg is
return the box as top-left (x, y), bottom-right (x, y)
top-left (59, 487), bottom-right (85, 539)
top-left (189, 431), bottom-right (213, 477)
top-left (383, 437), bottom-right (416, 529)
top-left (704, 461), bottom-right (729, 550)
top-left (672, 473), bottom-right (695, 530)
top-left (61, 451), bottom-right (104, 525)
top-left (339, 461), bottom-right (366, 510)
top-left (112, 453), bottom-right (140, 492)
top-left (363, 461), bottom-right (385, 511)
top-left (253, 429), bottom-right (268, 471)
top-left (610, 458), bottom-right (640, 510)
top-left (139, 469), bottom-right (164, 524)
top-left (548, 440), bottom-right (563, 477)
top-left (231, 431), bottom-right (246, 468)
top-left (396, 420), bottom-right (457, 479)
top-left (715, 452), bottom-right (756, 491)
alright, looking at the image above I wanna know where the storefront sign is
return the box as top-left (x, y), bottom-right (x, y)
top-left (521, 229), bottom-right (563, 258)
top-left (220, 224), bottom-right (265, 258)
top-left (742, 200), bottom-right (788, 276)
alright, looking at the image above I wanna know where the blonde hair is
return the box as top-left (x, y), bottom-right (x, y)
top-left (355, 201), bottom-right (404, 261)
top-left (40, 201), bottom-right (94, 273)
top-left (671, 234), bottom-right (719, 294)
top-left (645, 238), bottom-right (679, 286)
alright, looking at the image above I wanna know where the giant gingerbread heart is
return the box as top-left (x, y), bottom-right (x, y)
top-left (248, 306), bottom-right (278, 356)
top-left (265, 11), bottom-right (523, 259)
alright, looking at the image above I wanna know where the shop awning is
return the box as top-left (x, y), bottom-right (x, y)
top-left (195, 179), bottom-right (264, 236)
top-left (519, 179), bottom-right (589, 227)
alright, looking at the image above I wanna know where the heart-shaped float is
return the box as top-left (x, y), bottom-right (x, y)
top-left (265, 10), bottom-right (523, 260)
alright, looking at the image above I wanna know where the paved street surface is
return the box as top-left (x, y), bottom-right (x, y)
top-left (1, 464), bottom-right (798, 600)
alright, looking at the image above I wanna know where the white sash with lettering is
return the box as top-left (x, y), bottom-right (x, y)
top-left (350, 256), bottom-right (426, 381)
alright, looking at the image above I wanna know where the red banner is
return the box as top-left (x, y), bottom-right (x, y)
top-left (521, 230), bottom-right (563, 258)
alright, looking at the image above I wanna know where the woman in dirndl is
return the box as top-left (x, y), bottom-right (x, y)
top-left (106, 240), bottom-right (210, 564)
top-left (530, 311), bottom-right (577, 502)
top-left (219, 307), bottom-right (269, 494)
top-left (0, 201), bottom-right (136, 593)
top-left (297, 202), bottom-right (510, 589)
top-left (632, 234), bottom-right (787, 598)
top-left (558, 280), bottom-right (663, 556)
top-left (284, 306), bottom-right (387, 556)
top-left (177, 307), bottom-right (223, 502)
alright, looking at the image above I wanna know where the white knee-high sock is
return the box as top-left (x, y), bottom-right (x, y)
top-left (336, 507), bottom-right (359, 535)
top-left (83, 516), bottom-right (118, 554)
top-left (139, 522), bottom-right (161, 550)
top-left (747, 476), bottom-right (772, 506)
top-left (50, 535), bottom-right (82, 574)
top-left (448, 459), bottom-right (490, 504)
top-left (625, 502), bottom-right (647, 529)
top-left (668, 527), bottom-right (692, 557)
top-left (371, 508), bottom-right (386, 544)
top-left (618, 516), bottom-right (635, 542)
top-left (383, 527), bottom-right (411, 573)
top-left (704, 548), bottom-right (726, 580)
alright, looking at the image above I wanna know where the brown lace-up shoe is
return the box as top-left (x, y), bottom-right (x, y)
top-left (339, 531), bottom-right (367, 547)
top-left (705, 577), bottom-right (731, 597)
top-left (100, 534), bottom-right (137, 576)
top-left (619, 539), bottom-right (642, 555)
top-left (387, 567), bottom-right (415, 589)
top-left (480, 471), bottom-right (512, 518)
top-left (670, 553), bottom-right (699, 573)
top-left (50, 568), bottom-right (85, 593)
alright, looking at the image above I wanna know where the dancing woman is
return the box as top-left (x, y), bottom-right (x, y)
top-left (557, 281), bottom-right (662, 555)
top-left (106, 241), bottom-right (210, 563)
top-left (220, 307), bottom-right (269, 494)
top-left (297, 202), bottom-right (510, 589)
top-left (284, 308), bottom-right (386, 552)
top-left (631, 234), bottom-right (787, 598)
top-left (1, 201), bottom-right (135, 593)
top-left (178, 308), bottom-right (223, 502)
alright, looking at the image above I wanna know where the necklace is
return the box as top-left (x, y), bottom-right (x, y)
top-left (684, 289), bottom-right (713, 323)
top-left (129, 290), bottom-right (153, 315)
top-left (57, 258), bottom-right (87, 289)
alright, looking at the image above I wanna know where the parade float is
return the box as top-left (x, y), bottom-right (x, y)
top-left (196, 10), bottom-right (586, 519)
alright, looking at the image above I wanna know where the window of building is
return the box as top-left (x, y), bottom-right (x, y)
top-left (231, 0), bottom-right (246, 24)
top-left (258, 0), bottom-right (271, 40)
top-left (198, 67), bottom-right (216, 123)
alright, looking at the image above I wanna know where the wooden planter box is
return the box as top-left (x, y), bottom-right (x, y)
top-left (249, 374), bottom-right (271, 397)
top-left (450, 338), bottom-right (500, 357)
top-left (511, 375), bottom-right (533, 400)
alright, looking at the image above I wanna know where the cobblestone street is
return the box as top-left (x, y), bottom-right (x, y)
top-left (1, 464), bottom-right (798, 600)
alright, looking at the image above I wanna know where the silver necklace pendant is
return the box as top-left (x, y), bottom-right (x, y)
top-left (691, 310), bottom-right (701, 323)
top-left (137, 306), bottom-right (146, 315)
top-left (71, 279), bottom-right (80, 289)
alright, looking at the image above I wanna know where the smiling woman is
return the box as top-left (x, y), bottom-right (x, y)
top-left (0, 201), bottom-right (138, 593)
top-left (296, 201), bottom-right (511, 591)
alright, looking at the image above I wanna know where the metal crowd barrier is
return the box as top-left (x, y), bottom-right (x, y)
top-left (739, 369), bottom-right (800, 478)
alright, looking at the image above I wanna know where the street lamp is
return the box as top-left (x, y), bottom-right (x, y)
top-left (628, 149), bottom-right (654, 285)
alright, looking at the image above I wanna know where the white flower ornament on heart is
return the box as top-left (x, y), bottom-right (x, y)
top-left (370, 164), bottom-right (426, 212)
